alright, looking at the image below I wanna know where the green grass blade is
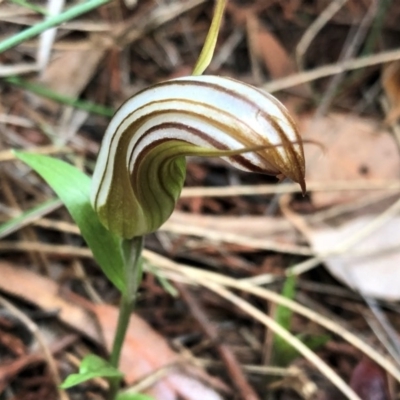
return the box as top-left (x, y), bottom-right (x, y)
top-left (117, 394), bottom-right (155, 400)
top-left (10, 0), bottom-right (48, 15)
top-left (272, 274), bottom-right (298, 366)
top-left (0, 0), bottom-right (110, 54)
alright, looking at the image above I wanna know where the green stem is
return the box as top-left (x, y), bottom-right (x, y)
top-left (107, 236), bottom-right (144, 400)
top-left (4, 77), bottom-right (114, 117)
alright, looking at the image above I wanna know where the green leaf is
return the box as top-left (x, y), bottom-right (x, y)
top-left (272, 275), bottom-right (330, 366)
top-left (301, 334), bottom-right (330, 352)
top-left (275, 274), bottom-right (296, 331)
top-left (145, 262), bottom-right (178, 297)
top-left (0, 0), bottom-right (110, 54)
top-left (192, 0), bottom-right (226, 75)
top-left (116, 393), bottom-right (155, 400)
top-left (60, 354), bottom-right (123, 389)
top-left (272, 274), bottom-right (297, 366)
top-left (14, 152), bottom-right (126, 294)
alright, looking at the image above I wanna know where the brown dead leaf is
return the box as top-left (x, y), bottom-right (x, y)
top-left (246, 12), bottom-right (310, 97)
top-left (250, 19), bottom-right (294, 80)
top-left (308, 215), bottom-right (400, 300)
top-left (302, 112), bottom-right (400, 207)
top-left (382, 61), bottom-right (400, 126)
top-left (37, 34), bottom-right (109, 112)
top-left (0, 262), bottom-right (100, 342)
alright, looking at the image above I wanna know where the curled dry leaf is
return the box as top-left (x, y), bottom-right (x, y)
top-left (309, 215), bottom-right (400, 300)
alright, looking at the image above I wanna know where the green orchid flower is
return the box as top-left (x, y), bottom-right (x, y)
top-left (91, 75), bottom-right (306, 239)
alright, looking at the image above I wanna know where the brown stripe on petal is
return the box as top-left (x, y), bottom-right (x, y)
top-left (159, 79), bottom-right (305, 176)
top-left (130, 121), bottom-right (273, 177)
top-left (94, 77), bottom-right (305, 210)
top-left (123, 103), bottom-right (259, 166)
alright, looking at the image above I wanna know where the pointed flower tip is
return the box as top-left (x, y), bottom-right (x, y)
top-left (91, 75), bottom-right (306, 238)
top-left (300, 179), bottom-right (307, 196)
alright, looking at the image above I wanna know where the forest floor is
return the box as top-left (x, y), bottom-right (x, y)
top-left (1, 0), bottom-right (400, 399)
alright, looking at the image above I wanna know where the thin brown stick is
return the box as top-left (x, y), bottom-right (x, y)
top-left (160, 221), bottom-right (312, 255)
top-left (181, 180), bottom-right (400, 198)
top-left (263, 47), bottom-right (400, 93)
top-left (0, 241), bottom-right (92, 258)
top-left (315, 0), bottom-right (378, 117)
top-left (176, 282), bottom-right (260, 400)
top-left (296, 0), bottom-right (349, 70)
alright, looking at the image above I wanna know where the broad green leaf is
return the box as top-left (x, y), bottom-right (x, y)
top-left (116, 393), bottom-right (155, 400)
top-left (192, 0), bottom-right (226, 75)
top-left (14, 152), bottom-right (126, 294)
top-left (60, 354), bottom-right (123, 389)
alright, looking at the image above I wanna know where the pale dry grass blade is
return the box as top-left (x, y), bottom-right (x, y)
top-left (296, 0), bottom-right (349, 70)
top-left (0, 241), bottom-right (92, 257)
top-left (37, 0), bottom-right (65, 72)
top-left (3, 240), bottom-right (399, 384)
top-left (181, 180), bottom-right (400, 198)
top-left (0, 114), bottom-right (34, 128)
top-left (142, 250), bottom-right (400, 385)
top-left (264, 47), bottom-right (400, 93)
top-left (202, 281), bottom-right (361, 400)
top-left (159, 221), bottom-right (312, 255)
top-left (0, 145), bottom-right (71, 162)
top-left (0, 62), bottom-right (38, 76)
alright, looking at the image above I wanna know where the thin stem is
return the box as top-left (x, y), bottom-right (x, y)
top-left (107, 235), bottom-right (144, 400)
top-left (107, 295), bottom-right (132, 400)
top-left (109, 295), bottom-right (133, 368)
top-left (4, 77), bottom-right (114, 117)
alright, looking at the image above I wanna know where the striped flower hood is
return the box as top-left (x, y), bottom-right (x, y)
top-left (91, 75), bottom-right (305, 238)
